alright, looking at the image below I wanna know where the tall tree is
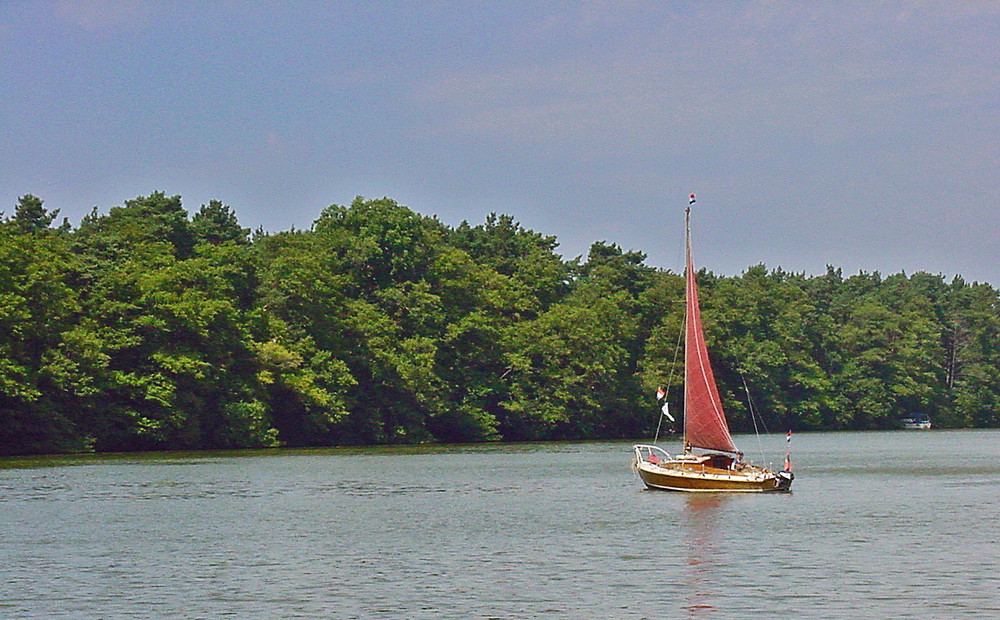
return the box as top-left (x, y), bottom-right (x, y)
top-left (9, 194), bottom-right (59, 233)
top-left (191, 199), bottom-right (250, 246)
top-left (0, 225), bottom-right (84, 453)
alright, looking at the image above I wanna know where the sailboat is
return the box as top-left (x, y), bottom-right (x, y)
top-left (632, 198), bottom-right (794, 492)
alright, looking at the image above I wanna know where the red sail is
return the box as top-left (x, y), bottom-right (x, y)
top-left (684, 229), bottom-right (738, 454)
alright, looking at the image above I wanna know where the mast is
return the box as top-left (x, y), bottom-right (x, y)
top-left (683, 205), bottom-right (691, 451)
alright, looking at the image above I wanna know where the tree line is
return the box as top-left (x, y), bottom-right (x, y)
top-left (1, 193), bottom-right (998, 455)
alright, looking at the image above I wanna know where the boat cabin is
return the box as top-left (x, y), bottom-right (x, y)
top-left (677, 452), bottom-right (742, 471)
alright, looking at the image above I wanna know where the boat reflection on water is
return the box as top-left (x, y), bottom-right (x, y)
top-left (680, 493), bottom-right (729, 616)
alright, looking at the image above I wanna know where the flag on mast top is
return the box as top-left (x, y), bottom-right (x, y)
top-left (688, 193), bottom-right (696, 205)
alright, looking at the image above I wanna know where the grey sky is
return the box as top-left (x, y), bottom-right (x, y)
top-left (3, 2), bottom-right (998, 284)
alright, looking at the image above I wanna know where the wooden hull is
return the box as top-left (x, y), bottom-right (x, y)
top-left (634, 459), bottom-right (793, 493)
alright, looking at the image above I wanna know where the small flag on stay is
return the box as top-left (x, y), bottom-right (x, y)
top-left (661, 403), bottom-right (675, 422)
top-left (787, 430), bottom-right (792, 443)
top-left (656, 387), bottom-right (666, 400)
top-left (689, 193), bottom-right (696, 204)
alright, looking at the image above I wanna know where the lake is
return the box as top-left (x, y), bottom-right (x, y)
top-left (2, 430), bottom-right (999, 618)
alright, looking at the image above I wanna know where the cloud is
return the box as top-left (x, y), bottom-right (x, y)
top-left (55, 0), bottom-right (152, 31)
top-left (407, 1), bottom-right (998, 152)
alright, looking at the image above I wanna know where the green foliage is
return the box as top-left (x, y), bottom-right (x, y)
top-left (501, 291), bottom-right (638, 439)
top-left (0, 218), bottom-right (89, 454)
top-left (2, 192), bottom-right (1000, 455)
top-left (192, 199), bottom-right (250, 246)
top-left (8, 194), bottom-right (59, 233)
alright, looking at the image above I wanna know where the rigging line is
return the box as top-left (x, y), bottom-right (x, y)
top-left (654, 300), bottom-right (685, 444)
top-left (742, 374), bottom-right (768, 465)
top-left (732, 352), bottom-right (771, 463)
top-left (719, 321), bottom-right (771, 464)
top-left (653, 409), bottom-right (663, 443)
top-left (654, 315), bottom-right (685, 444)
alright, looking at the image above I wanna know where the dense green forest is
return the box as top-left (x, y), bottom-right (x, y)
top-left (2, 192), bottom-right (998, 455)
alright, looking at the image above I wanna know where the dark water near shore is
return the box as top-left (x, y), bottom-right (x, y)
top-left (2, 430), bottom-right (999, 618)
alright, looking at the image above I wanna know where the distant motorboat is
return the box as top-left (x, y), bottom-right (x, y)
top-left (900, 414), bottom-right (931, 430)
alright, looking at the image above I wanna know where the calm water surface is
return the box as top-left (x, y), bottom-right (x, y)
top-left (2, 430), bottom-right (999, 618)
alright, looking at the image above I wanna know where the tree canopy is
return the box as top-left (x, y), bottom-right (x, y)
top-left (2, 193), bottom-right (998, 455)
